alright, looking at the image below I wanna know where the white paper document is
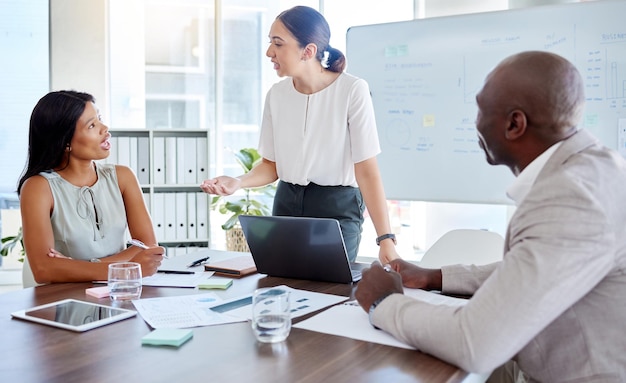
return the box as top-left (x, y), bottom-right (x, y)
top-left (208, 285), bottom-right (349, 321)
top-left (132, 285), bottom-right (348, 329)
top-left (141, 271), bottom-right (215, 288)
top-left (293, 288), bottom-right (468, 349)
top-left (132, 292), bottom-right (238, 329)
top-left (295, 302), bottom-right (415, 349)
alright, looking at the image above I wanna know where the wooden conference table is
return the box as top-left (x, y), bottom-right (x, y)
top-left (0, 266), bottom-right (472, 383)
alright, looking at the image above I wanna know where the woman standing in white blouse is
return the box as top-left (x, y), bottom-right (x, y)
top-left (202, 6), bottom-right (399, 263)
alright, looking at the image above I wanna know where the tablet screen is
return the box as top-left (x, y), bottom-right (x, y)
top-left (12, 299), bottom-right (136, 332)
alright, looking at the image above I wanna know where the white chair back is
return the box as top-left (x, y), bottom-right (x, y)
top-left (418, 229), bottom-right (504, 268)
top-left (22, 256), bottom-right (42, 288)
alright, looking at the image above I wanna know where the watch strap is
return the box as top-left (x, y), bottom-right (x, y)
top-left (376, 233), bottom-right (397, 246)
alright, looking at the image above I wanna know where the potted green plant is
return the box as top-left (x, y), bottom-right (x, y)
top-left (210, 148), bottom-right (276, 251)
top-left (1, 226), bottom-right (25, 263)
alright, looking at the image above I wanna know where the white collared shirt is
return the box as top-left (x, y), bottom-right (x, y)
top-left (506, 142), bottom-right (563, 206)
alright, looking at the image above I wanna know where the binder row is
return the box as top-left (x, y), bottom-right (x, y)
top-left (165, 245), bottom-right (209, 258)
top-left (103, 136), bottom-right (149, 183)
top-left (154, 136), bottom-right (208, 185)
top-left (105, 136), bottom-right (208, 185)
top-left (147, 192), bottom-right (209, 243)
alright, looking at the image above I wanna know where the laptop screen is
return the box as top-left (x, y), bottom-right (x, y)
top-left (238, 215), bottom-right (360, 284)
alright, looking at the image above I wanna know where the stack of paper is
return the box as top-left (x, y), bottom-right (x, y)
top-left (293, 289), bottom-right (468, 349)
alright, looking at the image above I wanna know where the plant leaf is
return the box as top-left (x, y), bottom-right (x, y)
top-left (222, 214), bottom-right (240, 230)
top-left (234, 149), bottom-right (255, 172)
top-left (209, 147), bottom-right (276, 231)
top-left (1, 235), bottom-right (17, 244)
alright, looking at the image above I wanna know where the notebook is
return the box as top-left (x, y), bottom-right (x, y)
top-left (203, 255), bottom-right (257, 278)
top-left (238, 215), bottom-right (362, 284)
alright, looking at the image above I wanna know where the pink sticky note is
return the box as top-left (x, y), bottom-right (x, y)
top-left (86, 286), bottom-right (110, 298)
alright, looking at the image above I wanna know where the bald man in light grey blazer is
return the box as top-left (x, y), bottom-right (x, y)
top-left (355, 51), bottom-right (626, 382)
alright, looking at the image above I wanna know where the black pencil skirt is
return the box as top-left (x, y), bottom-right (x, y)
top-left (272, 181), bottom-right (365, 262)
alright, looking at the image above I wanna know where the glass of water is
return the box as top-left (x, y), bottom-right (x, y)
top-left (252, 287), bottom-right (291, 343)
top-left (108, 262), bottom-right (142, 301)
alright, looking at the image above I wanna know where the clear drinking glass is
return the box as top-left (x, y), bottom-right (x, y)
top-left (251, 287), bottom-right (291, 343)
top-left (108, 262), bottom-right (142, 301)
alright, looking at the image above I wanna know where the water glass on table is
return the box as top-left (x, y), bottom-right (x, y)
top-left (251, 287), bottom-right (291, 343)
top-left (108, 262), bottom-right (142, 301)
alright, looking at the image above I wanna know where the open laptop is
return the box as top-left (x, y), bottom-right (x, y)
top-left (238, 215), bottom-right (362, 284)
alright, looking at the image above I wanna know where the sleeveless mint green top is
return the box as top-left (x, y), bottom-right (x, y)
top-left (40, 163), bottom-right (127, 261)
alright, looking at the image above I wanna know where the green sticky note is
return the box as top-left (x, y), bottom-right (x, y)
top-left (141, 328), bottom-right (193, 347)
top-left (197, 278), bottom-right (233, 290)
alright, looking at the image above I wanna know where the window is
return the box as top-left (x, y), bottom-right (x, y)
top-left (0, 0), bottom-right (48, 273)
top-left (0, 0), bottom-right (49, 196)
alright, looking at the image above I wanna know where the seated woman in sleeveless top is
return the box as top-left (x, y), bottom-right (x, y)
top-left (18, 90), bottom-right (164, 283)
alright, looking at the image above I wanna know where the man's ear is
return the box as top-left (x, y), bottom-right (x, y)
top-left (302, 43), bottom-right (318, 61)
top-left (505, 109), bottom-right (527, 140)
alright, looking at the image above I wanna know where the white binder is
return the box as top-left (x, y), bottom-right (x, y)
top-left (152, 192), bottom-right (165, 241)
top-left (186, 192), bottom-right (197, 240)
top-left (196, 136), bottom-right (208, 183)
top-left (163, 192), bottom-right (177, 241)
top-left (137, 136), bottom-right (150, 184)
top-left (165, 137), bottom-right (177, 185)
top-left (166, 246), bottom-right (176, 258)
top-left (183, 137), bottom-right (197, 185)
top-left (175, 245), bottom-right (188, 256)
top-left (175, 192), bottom-right (187, 240)
top-left (117, 136), bottom-right (130, 167)
top-left (196, 192), bottom-right (208, 240)
top-left (153, 137), bottom-right (165, 185)
top-left (129, 136), bottom-right (138, 175)
top-left (176, 137), bottom-right (186, 184)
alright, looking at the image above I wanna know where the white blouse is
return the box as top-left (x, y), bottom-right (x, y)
top-left (258, 72), bottom-right (381, 188)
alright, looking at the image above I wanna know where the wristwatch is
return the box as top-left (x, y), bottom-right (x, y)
top-left (376, 233), bottom-right (397, 246)
top-left (368, 293), bottom-right (392, 328)
top-left (89, 258), bottom-right (101, 263)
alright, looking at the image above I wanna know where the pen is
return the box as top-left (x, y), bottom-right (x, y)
top-left (187, 256), bottom-right (210, 268)
top-left (127, 239), bottom-right (149, 249)
top-left (128, 239), bottom-right (169, 259)
top-left (157, 270), bottom-right (195, 275)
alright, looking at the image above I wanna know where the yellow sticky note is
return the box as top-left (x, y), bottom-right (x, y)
top-left (423, 114), bottom-right (435, 127)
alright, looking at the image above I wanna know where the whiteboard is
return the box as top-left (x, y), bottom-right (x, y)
top-left (347, 0), bottom-right (626, 204)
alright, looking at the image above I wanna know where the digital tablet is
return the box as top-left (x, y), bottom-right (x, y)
top-left (11, 299), bottom-right (137, 332)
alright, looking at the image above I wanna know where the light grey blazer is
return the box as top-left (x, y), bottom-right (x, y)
top-left (373, 130), bottom-right (626, 382)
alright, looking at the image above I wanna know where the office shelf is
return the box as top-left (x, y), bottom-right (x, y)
top-left (102, 128), bottom-right (210, 252)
